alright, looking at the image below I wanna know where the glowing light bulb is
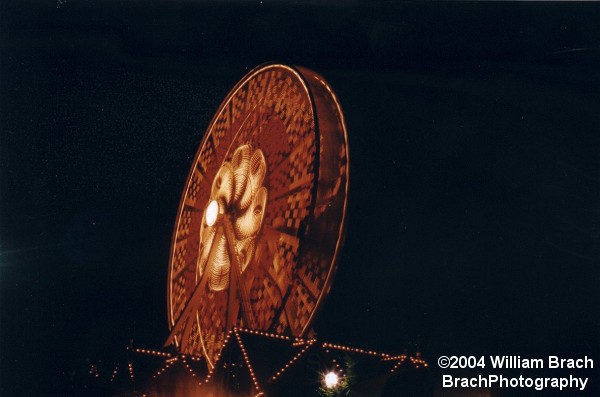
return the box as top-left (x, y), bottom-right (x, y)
top-left (324, 372), bottom-right (338, 388)
top-left (206, 200), bottom-right (219, 226)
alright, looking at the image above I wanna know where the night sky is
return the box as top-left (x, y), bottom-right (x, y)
top-left (1, 1), bottom-right (599, 396)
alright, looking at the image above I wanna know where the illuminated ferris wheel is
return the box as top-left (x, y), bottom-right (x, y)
top-left (164, 63), bottom-right (350, 370)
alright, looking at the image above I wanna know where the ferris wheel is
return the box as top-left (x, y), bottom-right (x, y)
top-left (164, 64), bottom-right (349, 369)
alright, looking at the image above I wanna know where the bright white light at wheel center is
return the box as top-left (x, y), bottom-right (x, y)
top-left (206, 200), bottom-right (219, 226)
top-left (324, 372), bottom-right (338, 388)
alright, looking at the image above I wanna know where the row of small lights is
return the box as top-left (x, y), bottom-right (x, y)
top-left (320, 340), bottom-right (429, 374)
top-left (322, 342), bottom-right (390, 358)
top-left (237, 327), bottom-right (293, 341)
top-left (88, 363), bottom-right (121, 382)
top-left (88, 365), bottom-right (100, 379)
top-left (152, 360), bottom-right (173, 379)
top-left (333, 359), bottom-right (345, 374)
top-left (131, 329), bottom-right (428, 388)
top-left (383, 354), bottom-right (407, 362)
top-left (110, 366), bottom-right (119, 382)
top-left (128, 362), bottom-right (134, 381)
top-left (208, 330), bottom-right (428, 383)
top-left (233, 330), bottom-right (429, 374)
top-left (389, 359), bottom-right (405, 373)
top-left (233, 328), bottom-right (262, 392)
top-left (131, 346), bottom-right (206, 384)
top-left (204, 330), bottom-right (234, 384)
top-left (408, 356), bottom-right (428, 369)
top-left (181, 355), bottom-right (204, 386)
top-left (131, 328), bottom-right (290, 389)
top-left (389, 356), bottom-right (429, 373)
top-left (133, 348), bottom-right (171, 358)
top-left (271, 339), bottom-right (316, 381)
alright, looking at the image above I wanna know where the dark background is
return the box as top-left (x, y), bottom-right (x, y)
top-left (1, 1), bottom-right (599, 396)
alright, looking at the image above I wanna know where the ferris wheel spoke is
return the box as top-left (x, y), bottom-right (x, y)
top-left (224, 222), bottom-right (239, 331)
top-left (262, 225), bottom-right (300, 244)
top-left (268, 180), bottom-right (312, 204)
top-left (179, 310), bottom-right (195, 352)
top-left (165, 265), bottom-right (210, 348)
top-left (222, 215), bottom-right (256, 329)
top-left (269, 303), bottom-right (293, 334)
top-left (225, 263), bottom-right (240, 330)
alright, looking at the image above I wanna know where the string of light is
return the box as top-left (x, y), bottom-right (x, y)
top-left (127, 362), bottom-right (134, 382)
top-left (129, 329), bottom-right (428, 390)
top-left (233, 327), bottom-right (262, 393)
top-left (322, 342), bottom-right (390, 358)
top-left (133, 348), bottom-right (171, 358)
top-left (153, 359), bottom-right (174, 379)
top-left (110, 365), bottom-right (119, 382)
top-left (389, 355), bottom-right (429, 373)
top-left (237, 327), bottom-right (293, 341)
top-left (383, 354), bottom-right (407, 361)
top-left (271, 339), bottom-right (316, 381)
top-left (181, 355), bottom-right (204, 385)
top-left (88, 364), bottom-right (100, 379)
top-left (204, 330), bottom-right (234, 384)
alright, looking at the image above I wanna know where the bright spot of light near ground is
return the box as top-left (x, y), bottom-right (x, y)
top-left (324, 371), bottom-right (338, 388)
